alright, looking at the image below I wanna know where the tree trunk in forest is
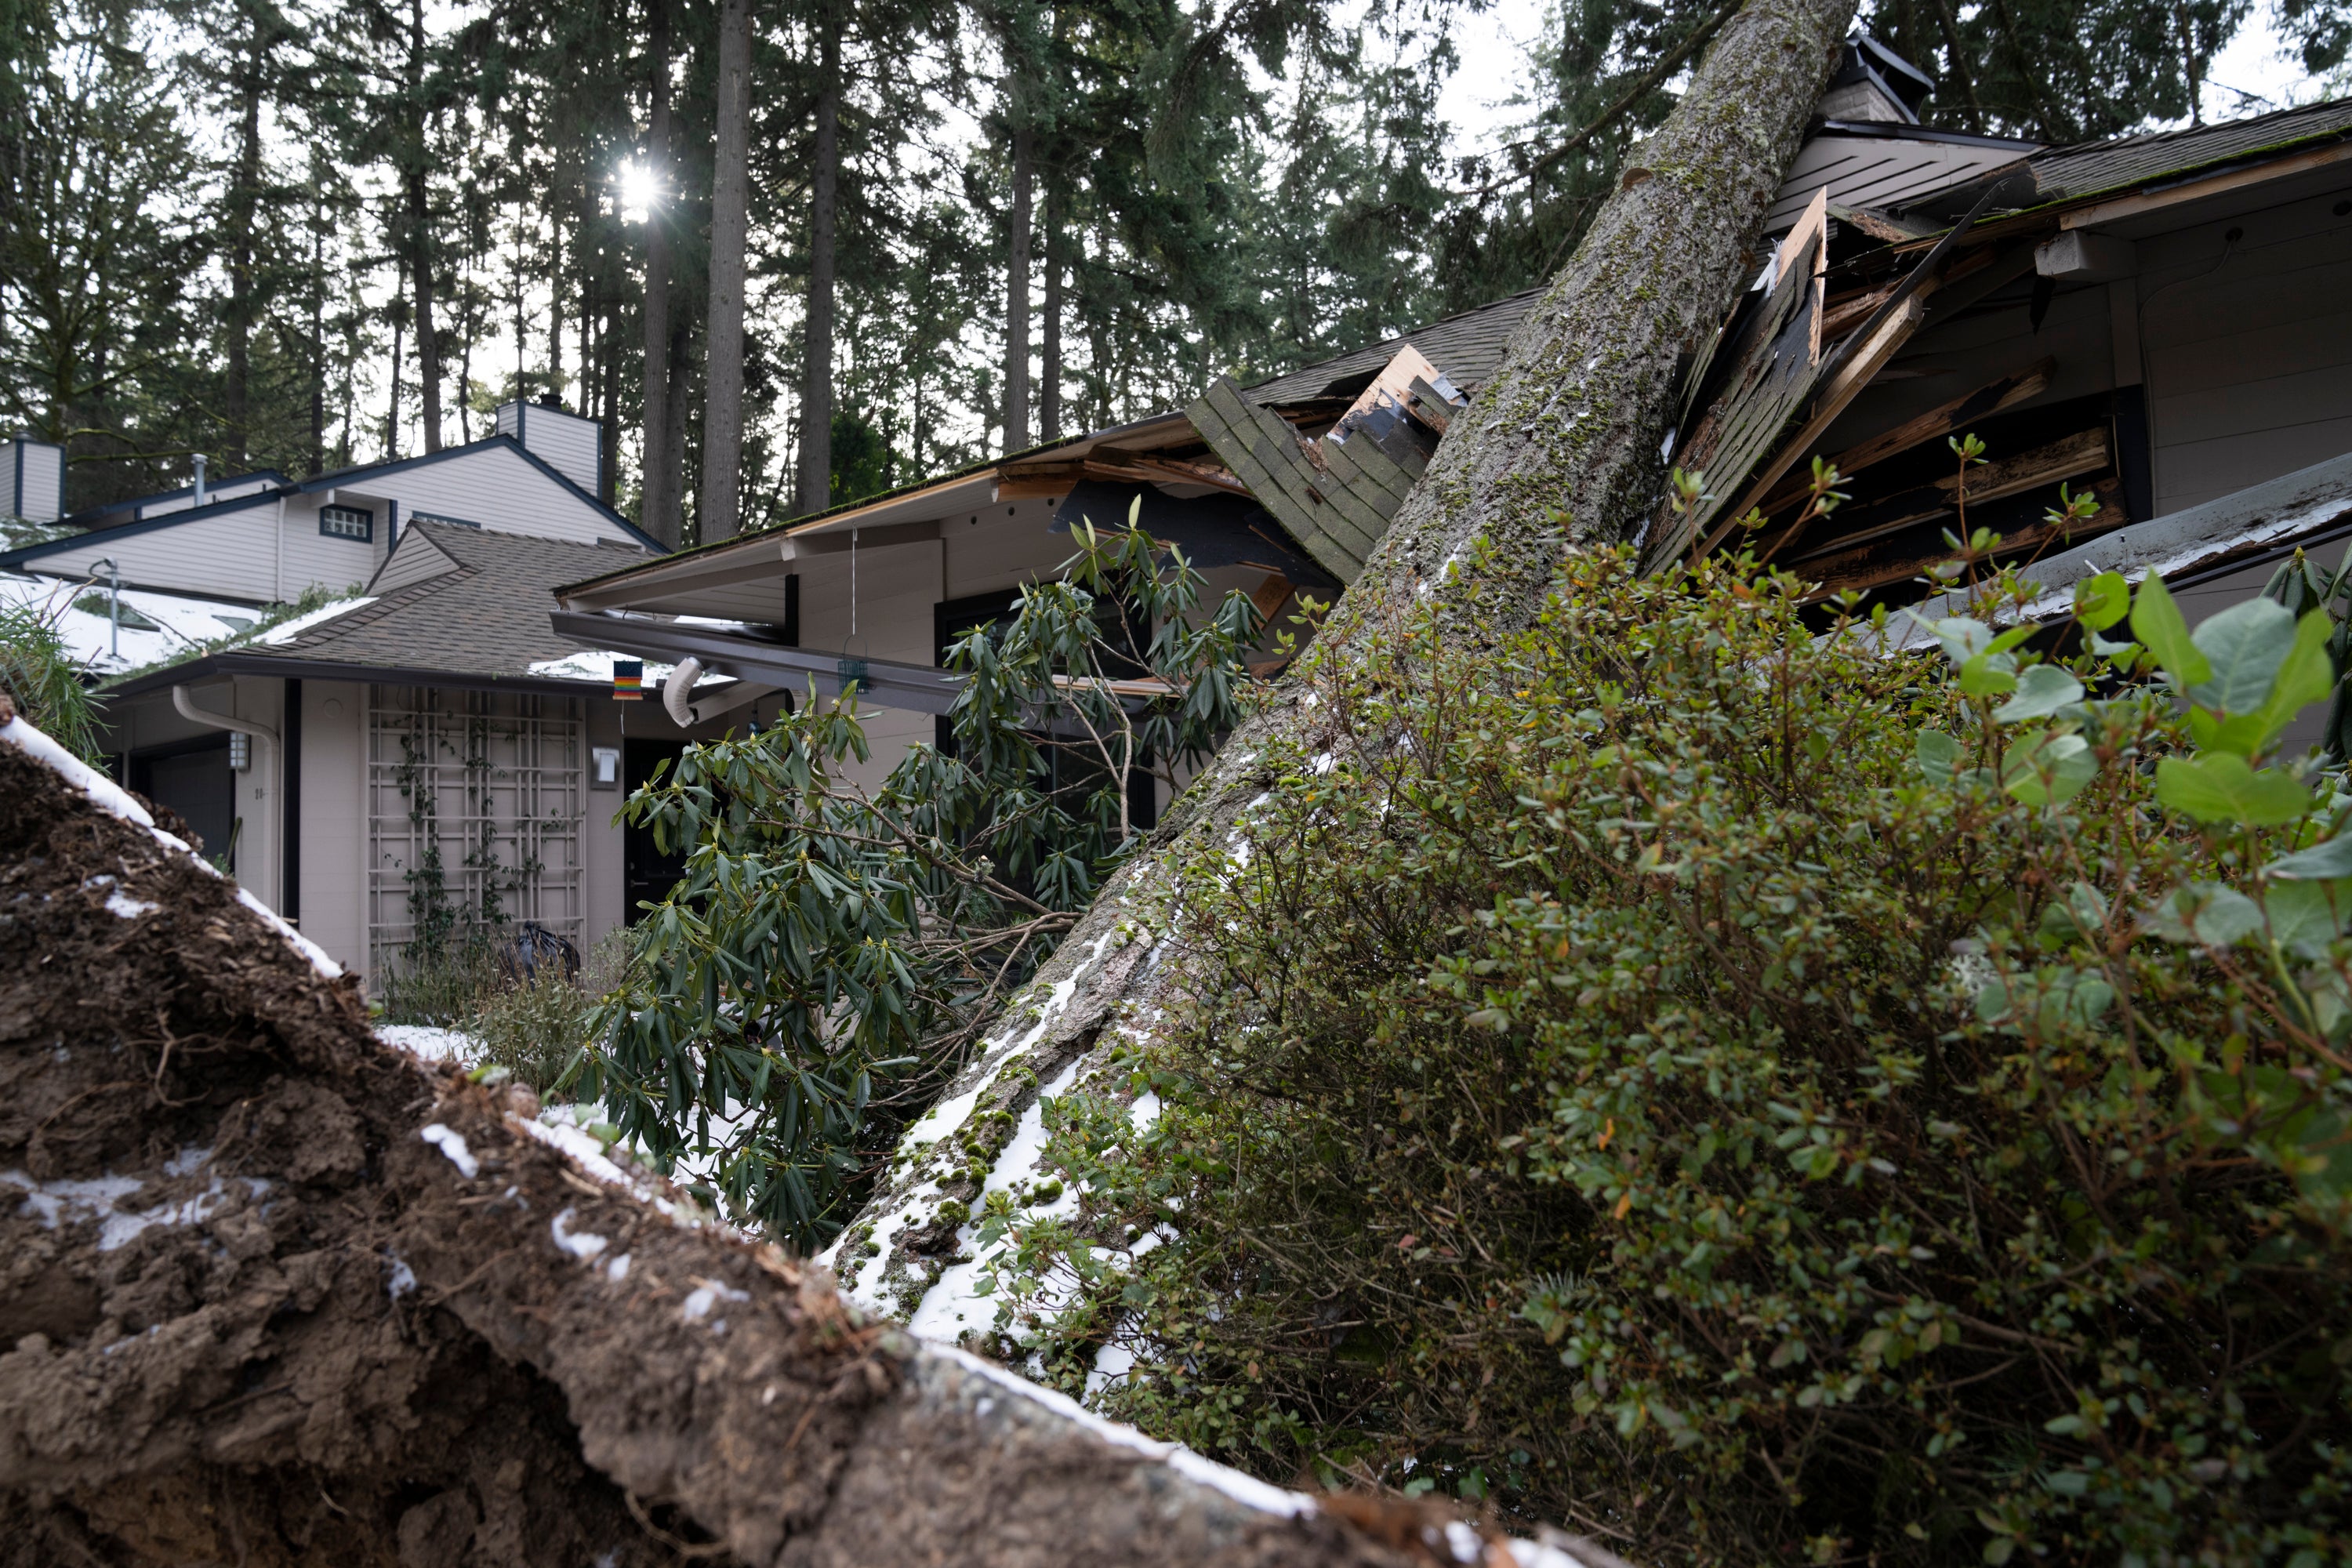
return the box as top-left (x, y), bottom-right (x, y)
top-left (700, 0), bottom-right (753, 543)
top-left (223, 27), bottom-right (266, 471)
top-left (641, 0), bottom-right (679, 546)
top-left (385, 310), bottom-right (403, 460)
top-left (797, 18), bottom-right (840, 517)
top-left (601, 299), bottom-right (620, 503)
top-left (550, 179), bottom-right (567, 398)
top-left (406, 0), bottom-right (441, 453)
top-left (0, 719), bottom-right (1611, 1568)
top-left (308, 219), bottom-right (324, 476)
top-left (1041, 172), bottom-right (1062, 443)
top-left (833, 0), bottom-right (1857, 1328)
top-left (1004, 111), bottom-right (1033, 453)
top-left (665, 321), bottom-right (692, 532)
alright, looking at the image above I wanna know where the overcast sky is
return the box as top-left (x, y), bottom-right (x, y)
top-left (1434, 0), bottom-right (2336, 157)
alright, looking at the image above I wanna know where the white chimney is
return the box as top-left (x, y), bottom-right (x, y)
top-left (495, 397), bottom-right (604, 495)
top-left (2, 434), bottom-right (65, 522)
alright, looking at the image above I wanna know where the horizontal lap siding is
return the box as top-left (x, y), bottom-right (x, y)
top-left (383, 445), bottom-right (624, 545)
top-left (278, 499), bottom-right (383, 599)
top-left (365, 532), bottom-right (460, 594)
top-left (35, 504), bottom-right (282, 601)
top-left (2145, 191), bottom-right (2352, 514)
top-left (19, 442), bottom-right (64, 521)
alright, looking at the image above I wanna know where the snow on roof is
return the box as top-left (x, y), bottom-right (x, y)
top-left (249, 594), bottom-right (376, 645)
top-left (0, 572), bottom-right (265, 677)
top-left (0, 705), bottom-right (343, 980)
top-left (527, 648), bottom-right (682, 684)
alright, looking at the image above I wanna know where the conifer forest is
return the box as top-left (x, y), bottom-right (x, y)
top-left (2, 0), bottom-right (2333, 536)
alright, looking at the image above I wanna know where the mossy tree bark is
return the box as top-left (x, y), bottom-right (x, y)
top-left (830, 0), bottom-right (1857, 1330)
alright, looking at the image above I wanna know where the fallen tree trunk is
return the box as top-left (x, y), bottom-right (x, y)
top-left (833, 0), bottom-right (1857, 1335)
top-left (0, 713), bottom-right (1623, 1566)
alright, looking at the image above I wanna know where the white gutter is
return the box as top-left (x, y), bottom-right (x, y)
top-left (172, 683), bottom-right (278, 745)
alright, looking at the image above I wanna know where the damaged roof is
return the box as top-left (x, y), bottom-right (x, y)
top-left (1240, 287), bottom-right (1548, 408)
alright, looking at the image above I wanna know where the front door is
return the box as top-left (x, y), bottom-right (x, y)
top-left (130, 735), bottom-right (234, 870)
top-left (621, 739), bottom-right (688, 923)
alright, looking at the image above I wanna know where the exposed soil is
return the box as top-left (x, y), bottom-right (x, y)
top-left (0, 730), bottom-right (1443, 1567)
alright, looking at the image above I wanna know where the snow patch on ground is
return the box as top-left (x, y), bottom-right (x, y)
top-left (419, 1123), bottom-right (479, 1179)
top-left (82, 874), bottom-right (158, 919)
top-left (1086, 1338), bottom-right (1138, 1399)
top-left (376, 1024), bottom-right (482, 1064)
top-left (681, 1279), bottom-right (748, 1324)
top-left (0, 571), bottom-right (262, 676)
top-left (1, 1165), bottom-right (263, 1252)
top-left (550, 1207), bottom-right (609, 1261)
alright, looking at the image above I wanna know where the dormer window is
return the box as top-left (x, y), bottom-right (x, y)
top-left (320, 504), bottom-right (373, 542)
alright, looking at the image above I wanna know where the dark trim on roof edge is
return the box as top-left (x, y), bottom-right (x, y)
top-left (61, 469), bottom-right (289, 530)
top-left (1809, 118), bottom-right (2042, 151)
top-left (546, 409), bottom-right (1203, 597)
top-left (3, 436), bottom-right (668, 572)
top-left (1900, 114), bottom-right (2352, 227)
top-left (0, 488), bottom-right (280, 568)
top-left (295, 435), bottom-right (667, 554)
top-left (103, 650), bottom-right (613, 702)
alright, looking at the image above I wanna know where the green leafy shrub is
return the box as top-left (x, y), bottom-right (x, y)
top-left (470, 929), bottom-right (632, 1095)
top-left (577, 520), bottom-right (1264, 1246)
top-left (376, 937), bottom-right (499, 1027)
top-left (0, 596), bottom-right (101, 762)
top-left (987, 543), bottom-right (2352, 1565)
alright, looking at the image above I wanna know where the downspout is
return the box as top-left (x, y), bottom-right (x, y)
top-left (173, 682), bottom-right (279, 884)
top-left (174, 682), bottom-right (279, 746)
top-left (274, 492), bottom-right (286, 601)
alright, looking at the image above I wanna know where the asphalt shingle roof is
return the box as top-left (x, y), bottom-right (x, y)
top-left (2024, 96), bottom-right (2352, 204)
top-left (245, 522), bottom-right (652, 680)
top-left (1241, 287), bottom-right (1548, 408)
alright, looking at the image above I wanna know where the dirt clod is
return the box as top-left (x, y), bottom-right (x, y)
top-left (0, 731), bottom-right (1448, 1567)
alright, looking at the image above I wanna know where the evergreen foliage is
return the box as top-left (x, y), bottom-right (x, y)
top-left (973, 538), bottom-right (2352, 1564)
top-left (577, 518), bottom-right (1265, 1243)
top-left (0, 594), bottom-right (101, 761)
top-left (5, 0), bottom-right (2321, 535)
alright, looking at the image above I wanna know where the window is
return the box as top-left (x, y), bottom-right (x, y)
top-left (410, 512), bottom-right (481, 529)
top-left (319, 504), bottom-right (373, 542)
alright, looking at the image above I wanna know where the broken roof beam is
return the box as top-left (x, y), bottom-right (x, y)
top-left (1664, 177), bottom-right (2017, 565)
top-left (1798, 476), bottom-right (2128, 600)
top-left (998, 456), bottom-right (1253, 502)
top-left (1758, 356), bottom-right (2055, 515)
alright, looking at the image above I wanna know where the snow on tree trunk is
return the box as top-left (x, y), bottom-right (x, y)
top-left (0, 708), bottom-right (1626, 1566)
top-left (829, 0), bottom-right (1857, 1338)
